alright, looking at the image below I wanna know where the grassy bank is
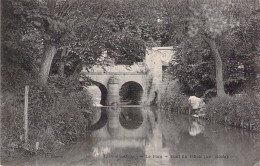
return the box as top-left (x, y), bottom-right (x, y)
top-left (204, 94), bottom-right (260, 131)
top-left (1, 76), bottom-right (94, 163)
top-left (161, 85), bottom-right (260, 132)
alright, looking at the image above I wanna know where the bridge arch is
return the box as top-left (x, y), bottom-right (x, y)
top-left (85, 81), bottom-right (108, 106)
top-left (119, 81), bottom-right (144, 105)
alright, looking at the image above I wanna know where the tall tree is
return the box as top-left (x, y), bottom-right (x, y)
top-left (188, 3), bottom-right (241, 96)
top-left (164, 0), bottom-right (259, 97)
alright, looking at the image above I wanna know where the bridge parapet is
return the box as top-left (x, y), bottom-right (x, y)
top-left (83, 63), bottom-right (147, 73)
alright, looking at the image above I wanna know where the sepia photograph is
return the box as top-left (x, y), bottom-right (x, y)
top-left (1, 0), bottom-right (260, 165)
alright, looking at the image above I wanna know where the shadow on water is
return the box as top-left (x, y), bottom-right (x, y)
top-left (4, 107), bottom-right (260, 166)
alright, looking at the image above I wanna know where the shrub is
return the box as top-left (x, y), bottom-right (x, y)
top-left (205, 94), bottom-right (260, 131)
top-left (161, 80), bottom-right (190, 114)
top-left (1, 92), bottom-right (25, 161)
top-left (1, 76), bottom-right (94, 162)
top-left (162, 93), bottom-right (190, 113)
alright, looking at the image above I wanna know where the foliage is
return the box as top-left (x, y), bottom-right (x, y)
top-left (1, 0), bottom-right (39, 92)
top-left (1, 92), bottom-right (25, 160)
top-left (2, 0), bottom-right (166, 84)
top-left (188, 3), bottom-right (239, 38)
top-left (165, 1), bottom-right (260, 96)
top-left (205, 94), bottom-right (260, 131)
top-left (74, 0), bottom-right (163, 66)
top-left (160, 77), bottom-right (190, 113)
top-left (168, 38), bottom-right (215, 97)
top-left (1, 76), bottom-right (94, 162)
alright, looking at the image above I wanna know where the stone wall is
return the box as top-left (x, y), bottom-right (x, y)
top-left (145, 47), bottom-right (174, 105)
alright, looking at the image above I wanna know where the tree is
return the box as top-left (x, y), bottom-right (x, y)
top-left (59, 0), bottom-right (164, 74)
top-left (7, 0), bottom-right (109, 85)
top-left (187, 3), bottom-right (242, 96)
top-left (164, 0), bottom-right (259, 97)
top-left (3, 0), bottom-right (166, 89)
top-left (1, 0), bottom-right (40, 92)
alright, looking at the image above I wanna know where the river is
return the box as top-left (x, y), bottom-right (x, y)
top-left (4, 107), bottom-right (260, 166)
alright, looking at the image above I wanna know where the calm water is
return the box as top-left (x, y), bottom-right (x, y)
top-left (4, 107), bottom-right (260, 166)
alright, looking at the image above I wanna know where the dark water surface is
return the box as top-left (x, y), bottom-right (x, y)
top-left (4, 107), bottom-right (260, 166)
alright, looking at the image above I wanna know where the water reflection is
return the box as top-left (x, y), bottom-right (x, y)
top-left (189, 120), bottom-right (205, 136)
top-left (4, 107), bottom-right (260, 166)
top-left (89, 107), bottom-right (171, 166)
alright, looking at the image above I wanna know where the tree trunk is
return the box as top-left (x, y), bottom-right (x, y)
top-left (209, 39), bottom-right (226, 97)
top-left (58, 46), bottom-right (68, 77)
top-left (39, 44), bottom-right (57, 85)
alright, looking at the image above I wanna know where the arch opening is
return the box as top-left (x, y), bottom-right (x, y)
top-left (119, 81), bottom-right (143, 105)
top-left (85, 81), bottom-right (107, 106)
top-left (94, 82), bottom-right (108, 106)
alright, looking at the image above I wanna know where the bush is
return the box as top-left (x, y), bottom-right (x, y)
top-left (1, 92), bottom-right (25, 161)
top-left (205, 94), bottom-right (260, 131)
top-left (161, 93), bottom-right (190, 113)
top-left (161, 80), bottom-right (190, 114)
top-left (1, 76), bottom-right (94, 162)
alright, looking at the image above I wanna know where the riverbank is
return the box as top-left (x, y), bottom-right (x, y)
top-left (1, 77), bottom-right (95, 163)
top-left (1, 104), bottom-right (93, 164)
top-left (204, 94), bottom-right (260, 132)
top-left (3, 107), bottom-right (260, 166)
top-left (160, 82), bottom-right (260, 132)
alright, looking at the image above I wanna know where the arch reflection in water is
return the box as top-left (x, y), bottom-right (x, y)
top-left (90, 107), bottom-right (146, 137)
top-left (90, 108), bottom-right (149, 159)
top-left (89, 107), bottom-right (171, 166)
top-left (87, 108), bottom-right (107, 131)
top-left (119, 107), bottom-right (144, 129)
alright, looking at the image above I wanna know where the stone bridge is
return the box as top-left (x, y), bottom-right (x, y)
top-left (79, 46), bottom-right (174, 106)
